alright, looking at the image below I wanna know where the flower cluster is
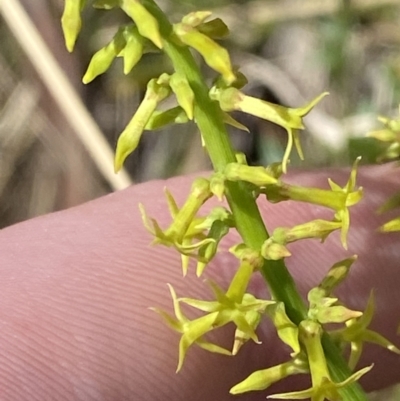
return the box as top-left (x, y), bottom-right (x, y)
top-left (61, 2), bottom-right (400, 400)
top-left (231, 257), bottom-right (399, 400)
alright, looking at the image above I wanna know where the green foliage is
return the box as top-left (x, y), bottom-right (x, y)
top-left (61, 1), bottom-right (400, 400)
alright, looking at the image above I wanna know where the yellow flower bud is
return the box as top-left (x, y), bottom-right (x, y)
top-left (209, 172), bottom-right (225, 201)
top-left (169, 73), bottom-right (195, 120)
top-left (61, 0), bottom-right (85, 52)
top-left (230, 359), bottom-right (307, 395)
top-left (120, 0), bottom-right (163, 49)
top-left (114, 77), bottom-right (171, 171)
top-left (318, 256), bottom-right (357, 295)
top-left (224, 163), bottom-right (278, 186)
top-left (174, 23), bottom-right (235, 84)
top-left (119, 25), bottom-right (144, 74)
top-left (181, 11), bottom-right (212, 27)
top-left (261, 239), bottom-right (291, 260)
top-left (266, 303), bottom-right (300, 356)
top-left (164, 177), bottom-right (211, 242)
top-left (83, 26), bottom-right (126, 84)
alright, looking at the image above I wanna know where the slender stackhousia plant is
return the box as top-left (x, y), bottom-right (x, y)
top-left (61, 1), bottom-right (399, 400)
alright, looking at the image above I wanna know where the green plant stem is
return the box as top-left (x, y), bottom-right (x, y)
top-left (144, 1), bottom-right (368, 399)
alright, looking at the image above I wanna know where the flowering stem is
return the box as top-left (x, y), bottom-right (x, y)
top-left (143, 1), bottom-right (368, 399)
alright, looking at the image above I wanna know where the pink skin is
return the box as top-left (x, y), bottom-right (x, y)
top-left (0, 164), bottom-right (399, 400)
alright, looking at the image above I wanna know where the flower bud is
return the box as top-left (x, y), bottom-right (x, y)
top-left (261, 239), bottom-right (291, 260)
top-left (174, 23), bottom-right (235, 84)
top-left (318, 256), bottom-right (357, 295)
top-left (83, 26), bottom-right (126, 84)
top-left (114, 77), bottom-right (171, 171)
top-left (164, 177), bottom-right (212, 242)
top-left (210, 172), bottom-right (226, 200)
top-left (181, 11), bottom-right (212, 27)
top-left (169, 73), bottom-right (195, 120)
top-left (266, 303), bottom-right (300, 355)
top-left (119, 25), bottom-right (144, 74)
top-left (61, 0), bottom-right (85, 52)
top-left (272, 219), bottom-right (342, 245)
top-left (230, 359), bottom-right (307, 394)
top-left (316, 305), bottom-right (362, 324)
top-left (196, 219), bottom-right (230, 276)
top-left (224, 163), bottom-right (278, 186)
top-left (120, 0), bottom-right (163, 49)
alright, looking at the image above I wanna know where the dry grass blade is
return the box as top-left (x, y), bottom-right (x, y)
top-left (0, 0), bottom-right (132, 191)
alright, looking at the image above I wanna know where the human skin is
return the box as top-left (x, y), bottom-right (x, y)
top-left (0, 164), bottom-right (399, 401)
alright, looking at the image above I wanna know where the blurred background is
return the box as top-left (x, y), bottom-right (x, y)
top-left (0, 0), bottom-right (399, 398)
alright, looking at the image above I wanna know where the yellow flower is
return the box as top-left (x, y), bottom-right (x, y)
top-left (264, 158), bottom-right (363, 249)
top-left (140, 181), bottom-right (234, 275)
top-left (152, 284), bottom-right (230, 372)
top-left (180, 261), bottom-right (274, 352)
top-left (211, 88), bottom-right (328, 172)
top-left (330, 291), bottom-right (400, 370)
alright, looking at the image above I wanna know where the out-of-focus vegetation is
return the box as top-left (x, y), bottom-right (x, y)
top-left (0, 0), bottom-right (400, 398)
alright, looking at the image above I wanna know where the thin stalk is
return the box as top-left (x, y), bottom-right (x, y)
top-left (144, 1), bottom-right (368, 399)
